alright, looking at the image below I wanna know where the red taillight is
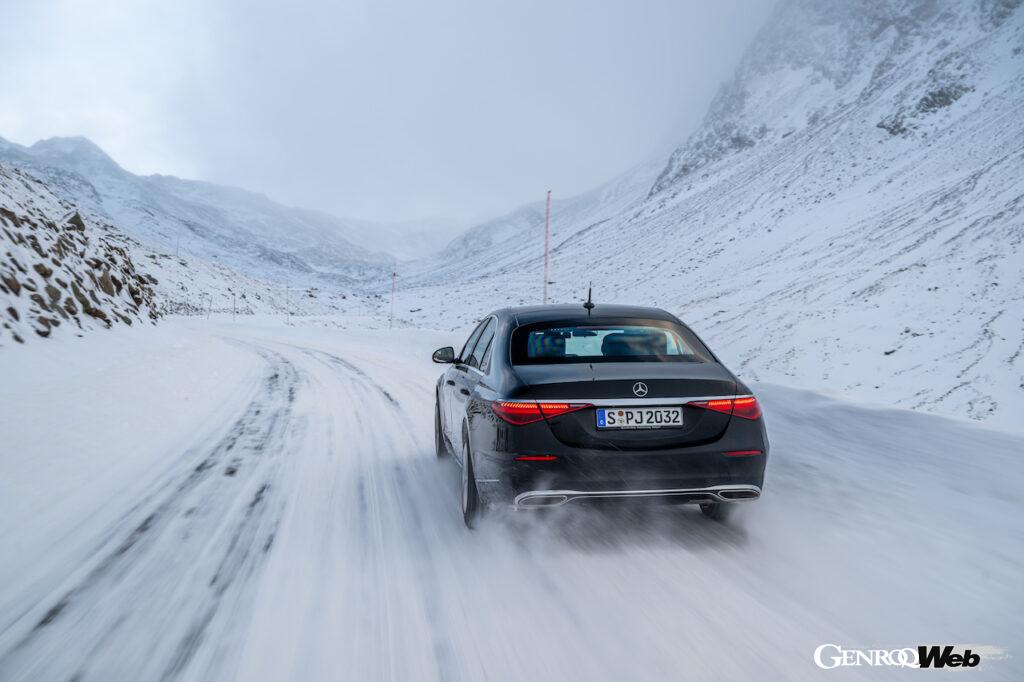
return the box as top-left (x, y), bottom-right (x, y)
top-left (491, 401), bottom-right (591, 425)
top-left (732, 396), bottom-right (762, 420)
top-left (723, 449), bottom-right (763, 457)
top-left (514, 455), bottom-right (558, 462)
top-left (690, 398), bottom-right (734, 415)
top-left (491, 401), bottom-right (544, 424)
top-left (687, 396), bottom-right (762, 420)
top-left (537, 402), bottom-right (590, 418)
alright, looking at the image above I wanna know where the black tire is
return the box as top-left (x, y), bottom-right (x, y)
top-left (699, 502), bottom-right (734, 521)
top-left (434, 397), bottom-right (448, 459)
top-left (461, 434), bottom-right (481, 528)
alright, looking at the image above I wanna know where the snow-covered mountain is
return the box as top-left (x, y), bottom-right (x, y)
top-left (1, 156), bottom-right (388, 343)
top-left (405, 157), bottom-right (665, 286)
top-left (0, 136), bottom-right (398, 285)
top-left (346, 216), bottom-right (469, 262)
top-left (397, 0), bottom-right (1024, 430)
top-left (650, 0), bottom-right (1022, 194)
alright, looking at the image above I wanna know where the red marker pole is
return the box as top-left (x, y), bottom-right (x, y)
top-left (543, 189), bottom-right (551, 304)
top-left (389, 271), bottom-right (396, 328)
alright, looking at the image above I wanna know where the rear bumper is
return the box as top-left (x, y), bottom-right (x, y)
top-left (513, 483), bottom-right (760, 509)
top-left (468, 402), bottom-right (769, 508)
top-left (475, 447), bottom-right (767, 508)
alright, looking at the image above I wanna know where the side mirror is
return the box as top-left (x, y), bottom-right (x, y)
top-left (432, 346), bottom-right (456, 364)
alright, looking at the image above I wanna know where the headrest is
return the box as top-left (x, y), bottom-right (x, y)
top-left (529, 331), bottom-right (567, 357)
top-left (601, 332), bottom-right (662, 357)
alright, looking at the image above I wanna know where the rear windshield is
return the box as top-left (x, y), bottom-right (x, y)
top-left (510, 319), bottom-right (715, 365)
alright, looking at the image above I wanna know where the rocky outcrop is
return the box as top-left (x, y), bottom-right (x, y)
top-left (650, 0), bottom-right (1022, 195)
top-left (1, 165), bottom-right (159, 345)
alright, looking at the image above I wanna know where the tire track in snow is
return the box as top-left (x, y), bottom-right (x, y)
top-left (0, 348), bottom-right (302, 682)
top-left (291, 345), bottom-right (400, 407)
top-left (238, 341), bottom-right (468, 682)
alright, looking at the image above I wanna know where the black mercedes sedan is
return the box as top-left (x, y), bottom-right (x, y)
top-left (432, 303), bottom-right (768, 528)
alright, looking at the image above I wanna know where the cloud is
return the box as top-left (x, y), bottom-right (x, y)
top-left (0, 0), bottom-right (773, 222)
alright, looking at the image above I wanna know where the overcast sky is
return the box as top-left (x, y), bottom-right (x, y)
top-left (0, 0), bottom-right (774, 224)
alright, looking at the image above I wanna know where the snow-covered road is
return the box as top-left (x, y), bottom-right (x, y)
top-left (1, 318), bottom-right (1021, 681)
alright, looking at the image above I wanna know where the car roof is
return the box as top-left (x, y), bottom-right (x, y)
top-left (494, 304), bottom-right (681, 326)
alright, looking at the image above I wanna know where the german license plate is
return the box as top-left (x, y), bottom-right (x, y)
top-left (596, 406), bottom-right (683, 429)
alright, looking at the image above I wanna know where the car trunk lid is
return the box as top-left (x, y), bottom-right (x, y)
top-left (511, 363), bottom-right (737, 450)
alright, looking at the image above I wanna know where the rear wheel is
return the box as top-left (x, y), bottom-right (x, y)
top-left (699, 502), bottom-right (734, 521)
top-left (461, 436), bottom-right (480, 528)
top-left (434, 397), bottom-right (448, 459)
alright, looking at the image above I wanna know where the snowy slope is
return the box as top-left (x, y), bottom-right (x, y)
top-left (0, 136), bottom-right (395, 285)
top-left (396, 0), bottom-right (1024, 430)
top-left (0, 319), bottom-right (1020, 680)
top-left (0, 164), bottom-right (159, 345)
top-left (404, 157), bottom-right (664, 285)
top-left (344, 216), bottom-right (468, 261)
top-left (0, 159), bottom-right (386, 344)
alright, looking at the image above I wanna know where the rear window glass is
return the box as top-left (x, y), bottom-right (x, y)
top-left (511, 319), bottom-right (714, 364)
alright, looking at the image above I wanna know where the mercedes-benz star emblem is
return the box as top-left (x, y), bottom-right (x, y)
top-left (632, 382), bottom-right (648, 397)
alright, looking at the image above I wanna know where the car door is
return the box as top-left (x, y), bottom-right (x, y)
top-left (451, 317), bottom-right (495, 460)
top-left (445, 320), bottom-right (487, 443)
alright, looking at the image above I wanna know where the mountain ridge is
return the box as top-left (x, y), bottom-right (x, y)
top-left (0, 135), bottom-right (465, 271)
top-left (394, 0), bottom-right (1024, 430)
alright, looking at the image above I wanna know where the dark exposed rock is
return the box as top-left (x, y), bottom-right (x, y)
top-left (25, 234), bottom-right (46, 258)
top-left (86, 306), bottom-right (110, 324)
top-left (127, 284), bottom-right (143, 305)
top-left (65, 212), bottom-right (86, 231)
top-left (29, 293), bottom-right (50, 311)
top-left (917, 84), bottom-right (973, 113)
top-left (0, 206), bottom-right (21, 227)
top-left (97, 269), bottom-right (116, 296)
top-left (1, 273), bottom-right (19, 296)
top-left (877, 115), bottom-right (909, 136)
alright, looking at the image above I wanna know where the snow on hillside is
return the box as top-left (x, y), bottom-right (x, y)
top-left (336, 215), bottom-right (469, 261)
top-left (0, 160), bottom-right (385, 344)
top-left (0, 137), bottom-right (395, 286)
top-left (139, 247), bottom-right (382, 319)
top-left (395, 0), bottom-right (1024, 431)
top-left (0, 165), bottom-right (159, 345)
top-left (405, 157), bottom-right (664, 285)
top-left (650, 0), bottom-right (1023, 193)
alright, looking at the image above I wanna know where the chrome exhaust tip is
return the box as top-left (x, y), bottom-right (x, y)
top-left (517, 494), bottom-right (569, 508)
top-left (513, 485), bottom-right (762, 509)
top-left (717, 488), bottom-right (760, 501)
